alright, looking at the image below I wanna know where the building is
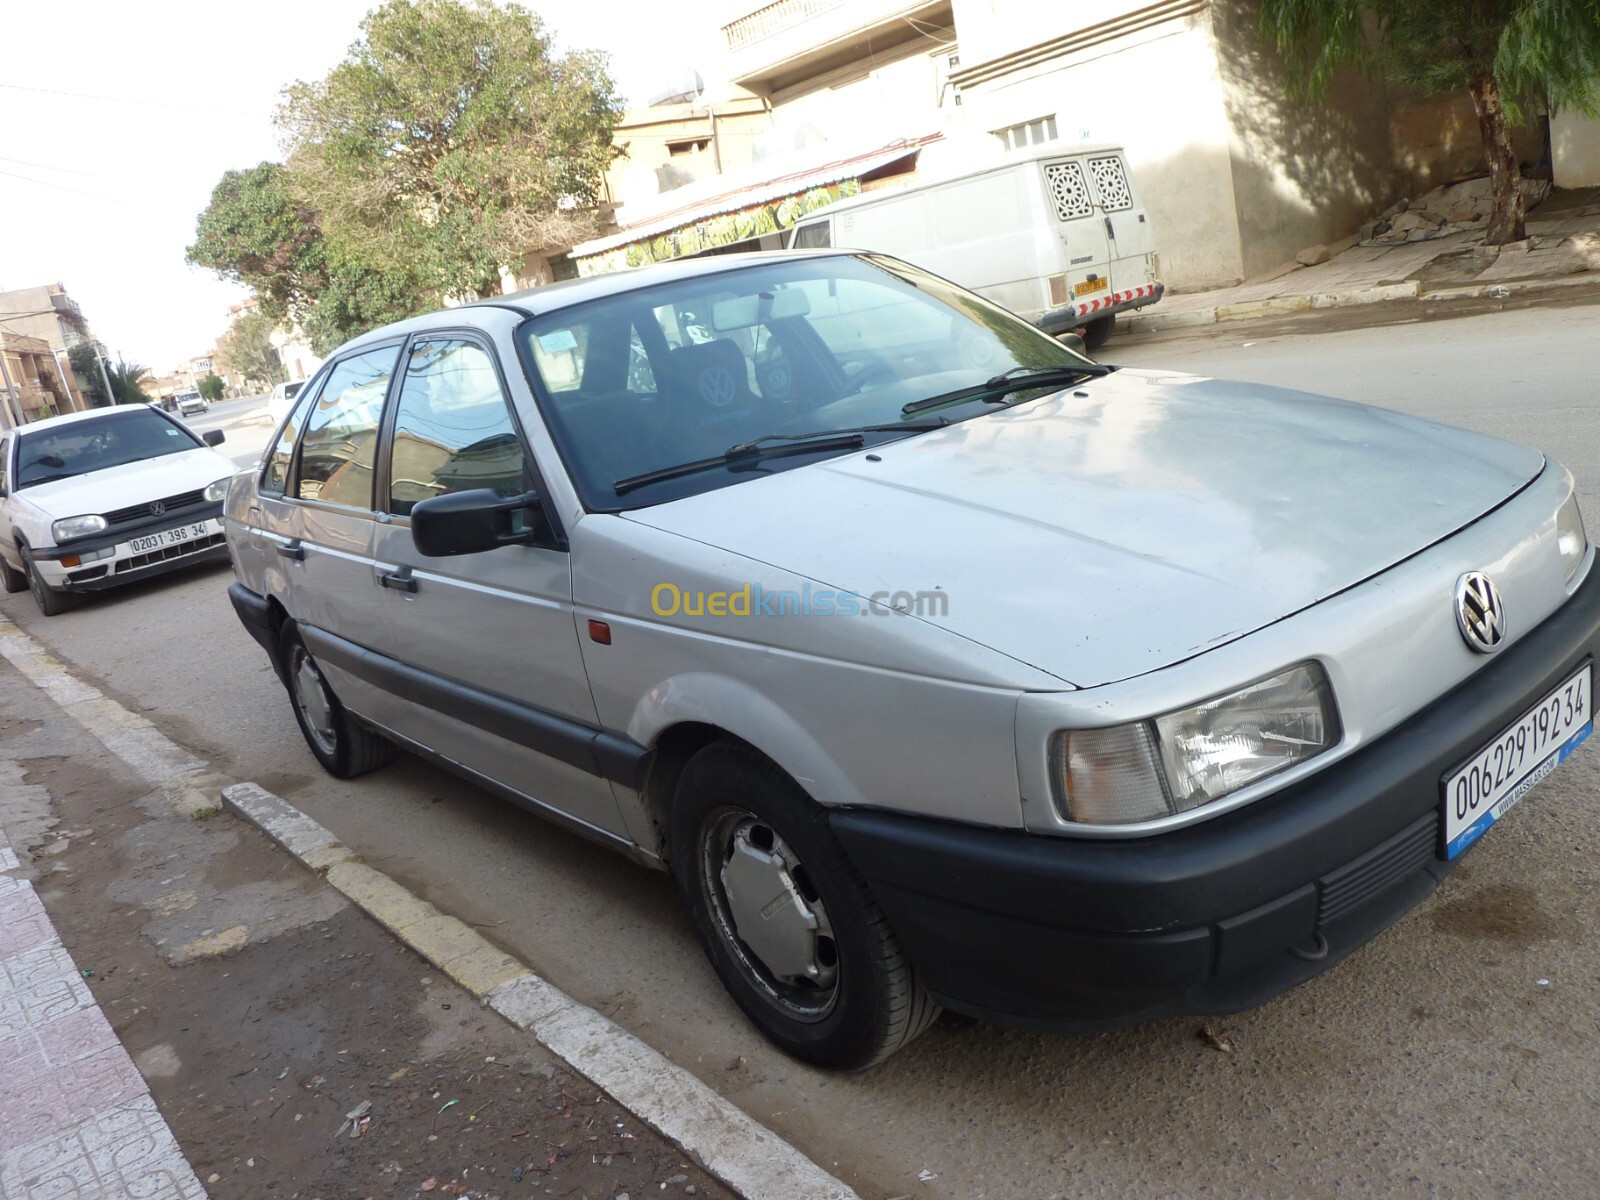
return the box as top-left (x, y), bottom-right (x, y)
top-left (570, 0), bottom-right (1545, 292)
top-left (0, 334), bottom-right (78, 430)
top-left (0, 283), bottom-right (91, 413)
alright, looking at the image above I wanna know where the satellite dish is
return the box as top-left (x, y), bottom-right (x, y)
top-left (643, 68), bottom-right (705, 108)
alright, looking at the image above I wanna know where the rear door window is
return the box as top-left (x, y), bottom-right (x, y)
top-left (262, 376), bottom-right (324, 495)
top-left (295, 345), bottom-right (399, 508)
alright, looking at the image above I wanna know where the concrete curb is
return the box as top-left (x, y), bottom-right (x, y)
top-left (1124, 271), bottom-right (1600, 334)
top-left (221, 782), bottom-right (862, 1200)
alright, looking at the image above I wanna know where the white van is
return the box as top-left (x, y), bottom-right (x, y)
top-left (785, 141), bottom-right (1162, 348)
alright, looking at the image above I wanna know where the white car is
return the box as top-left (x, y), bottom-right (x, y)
top-left (0, 405), bottom-right (236, 615)
top-left (225, 251), bottom-right (1596, 1068)
top-left (174, 390), bottom-right (208, 416)
top-left (266, 380), bottom-right (306, 428)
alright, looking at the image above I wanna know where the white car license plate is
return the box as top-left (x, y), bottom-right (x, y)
top-left (128, 522), bottom-right (208, 554)
top-left (1443, 662), bottom-right (1592, 859)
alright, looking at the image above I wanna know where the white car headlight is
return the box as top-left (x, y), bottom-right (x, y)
top-left (1556, 491), bottom-right (1587, 583)
top-left (1051, 663), bottom-right (1341, 825)
top-left (204, 476), bottom-right (233, 503)
top-left (51, 514), bottom-right (108, 542)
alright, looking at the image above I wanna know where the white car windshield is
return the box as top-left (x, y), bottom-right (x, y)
top-left (517, 254), bottom-right (1099, 511)
top-left (15, 409), bottom-right (204, 489)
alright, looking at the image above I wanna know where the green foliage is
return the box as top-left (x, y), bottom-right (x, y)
top-left (275, 0), bottom-right (623, 299)
top-left (1259, 0), bottom-right (1600, 121)
top-left (197, 373), bottom-right (225, 403)
top-left (106, 361), bottom-right (152, 406)
top-left (66, 344), bottom-right (108, 406)
top-left (186, 163), bottom-right (326, 324)
top-left (217, 312), bottom-right (286, 389)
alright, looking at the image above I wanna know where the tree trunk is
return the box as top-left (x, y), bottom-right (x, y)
top-left (1469, 74), bottom-right (1526, 245)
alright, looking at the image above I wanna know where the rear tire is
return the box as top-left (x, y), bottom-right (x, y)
top-left (279, 624), bottom-right (395, 778)
top-left (670, 741), bottom-right (939, 1069)
top-left (1081, 313), bottom-right (1115, 351)
top-left (21, 548), bottom-right (72, 616)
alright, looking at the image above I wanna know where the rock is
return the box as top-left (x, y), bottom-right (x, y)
top-left (1371, 219), bottom-right (1392, 237)
top-left (1390, 210), bottom-right (1441, 235)
top-left (1379, 200), bottom-right (1407, 222)
top-left (1295, 244), bottom-right (1331, 266)
top-left (1498, 237), bottom-right (1534, 253)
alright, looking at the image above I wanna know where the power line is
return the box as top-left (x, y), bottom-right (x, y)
top-left (0, 154), bottom-right (113, 179)
top-left (0, 166), bottom-right (116, 201)
top-left (0, 80), bottom-right (255, 118)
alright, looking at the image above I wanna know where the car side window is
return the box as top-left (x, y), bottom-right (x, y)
top-left (791, 221), bottom-right (831, 249)
top-left (388, 339), bottom-right (525, 516)
top-left (261, 378), bottom-right (325, 496)
top-left (295, 346), bottom-right (399, 508)
top-left (0, 435), bottom-right (10, 493)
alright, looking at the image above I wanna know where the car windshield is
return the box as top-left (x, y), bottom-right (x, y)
top-left (516, 253), bottom-right (1097, 511)
top-left (14, 408), bottom-right (203, 489)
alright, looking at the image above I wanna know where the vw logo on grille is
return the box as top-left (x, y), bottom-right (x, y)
top-left (1455, 571), bottom-right (1506, 654)
top-left (149, 500), bottom-right (167, 517)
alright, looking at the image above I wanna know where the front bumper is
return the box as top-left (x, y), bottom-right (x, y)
top-left (36, 512), bottom-right (229, 592)
top-left (830, 563), bottom-right (1600, 1030)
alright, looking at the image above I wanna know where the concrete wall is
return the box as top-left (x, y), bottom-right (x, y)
top-left (1552, 106), bottom-right (1600, 188)
top-left (1210, 0), bottom-right (1398, 278)
top-left (951, 6), bottom-right (1249, 290)
top-left (1390, 90), bottom-right (1545, 196)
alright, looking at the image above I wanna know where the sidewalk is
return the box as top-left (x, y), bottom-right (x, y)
top-left (1126, 188), bottom-right (1600, 334)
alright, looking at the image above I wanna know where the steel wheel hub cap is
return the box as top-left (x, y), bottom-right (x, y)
top-left (712, 815), bottom-right (838, 1004)
top-left (291, 651), bottom-right (336, 751)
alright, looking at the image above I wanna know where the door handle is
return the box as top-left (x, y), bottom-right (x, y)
top-left (276, 540), bottom-right (305, 561)
top-left (379, 568), bottom-right (418, 593)
top-left (1104, 216), bottom-right (1115, 240)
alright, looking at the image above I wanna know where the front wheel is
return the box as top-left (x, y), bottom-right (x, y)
top-left (279, 624), bottom-right (395, 778)
top-left (21, 548), bottom-right (72, 616)
top-left (670, 742), bottom-right (939, 1069)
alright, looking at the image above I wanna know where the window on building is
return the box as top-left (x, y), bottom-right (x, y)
top-left (666, 139), bottom-right (710, 157)
top-left (993, 115), bottom-right (1058, 152)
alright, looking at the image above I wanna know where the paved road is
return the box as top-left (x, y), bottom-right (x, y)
top-left (7, 305), bottom-right (1600, 1199)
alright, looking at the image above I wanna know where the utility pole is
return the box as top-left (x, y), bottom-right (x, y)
top-left (0, 341), bottom-right (23, 429)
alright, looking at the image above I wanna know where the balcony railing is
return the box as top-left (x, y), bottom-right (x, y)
top-left (723, 0), bottom-right (842, 49)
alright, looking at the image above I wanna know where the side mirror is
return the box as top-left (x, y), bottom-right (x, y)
top-left (1059, 330), bottom-right (1088, 356)
top-left (410, 489), bottom-right (545, 557)
top-left (203, 429), bottom-right (226, 447)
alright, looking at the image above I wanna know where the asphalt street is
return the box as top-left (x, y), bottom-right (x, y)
top-left (7, 307), bottom-right (1600, 1199)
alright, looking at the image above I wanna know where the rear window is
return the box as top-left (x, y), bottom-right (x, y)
top-left (15, 410), bottom-right (202, 489)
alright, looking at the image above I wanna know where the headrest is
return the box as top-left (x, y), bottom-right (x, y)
top-left (667, 340), bottom-right (749, 412)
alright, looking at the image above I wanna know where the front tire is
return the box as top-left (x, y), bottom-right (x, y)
top-left (21, 548), bottom-right (72, 616)
top-left (670, 742), bottom-right (939, 1069)
top-left (279, 624), bottom-right (394, 778)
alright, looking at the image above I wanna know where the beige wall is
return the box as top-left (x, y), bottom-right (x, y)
top-left (1552, 106), bottom-right (1600, 188)
top-left (1390, 90), bottom-right (1544, 196)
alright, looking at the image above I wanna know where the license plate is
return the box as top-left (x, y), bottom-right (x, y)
top-left (1442, 662), bottom-right (1592, 859)
top-left (1073, 276), bottom-right (1108, 297)
top-left (128, 522), bottom-right (208, 554)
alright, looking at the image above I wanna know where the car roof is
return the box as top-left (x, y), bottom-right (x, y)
top-left (332, 249), bottom-right (858, 355)
top-left (10, 404), bottom-right (166, 435)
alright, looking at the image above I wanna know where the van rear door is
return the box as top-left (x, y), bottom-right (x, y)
top-left (1082, 152), bottom-right (1156, 296)
top-left (1039, 156), bottom-right (1113, 311)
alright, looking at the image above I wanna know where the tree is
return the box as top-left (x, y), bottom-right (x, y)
top-left (217, 312), bottom-right (286, 389)
top-left (66, 343), bottom-right (108, 407)
top-left (1258, 0), bottom-right (1600, 244)
top-left (105, 360), bottom-right (152, 406)
top-left (187, 163), bottom-right (426, 354)
top-left (275, 0), bottom-right (623, 299)
top-left (197, 373), bottom-right (226, 403)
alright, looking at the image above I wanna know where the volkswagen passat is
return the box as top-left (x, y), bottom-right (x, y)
top-left (1, 405), bottom-right (234, 615)
top-left (224, 251), bottom-right (1598, 1067)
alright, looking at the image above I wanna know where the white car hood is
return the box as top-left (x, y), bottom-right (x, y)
top-left (624, 369), bottom-right (1546, 687)
top-left (18, 447), bottom-right (234, 522)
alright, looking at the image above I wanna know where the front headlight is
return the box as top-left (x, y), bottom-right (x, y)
top-left (1556, 491), bottom-right (1587, 583)
top-left (51, 514), bottom-right (108, 542)
top-left (1051, 663), bottom-right (1341, 825)
top-left (204, 476), bottom-right (232, 503)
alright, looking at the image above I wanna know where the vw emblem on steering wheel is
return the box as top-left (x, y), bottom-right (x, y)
top-left (699, 366), bottom-right (736, 408)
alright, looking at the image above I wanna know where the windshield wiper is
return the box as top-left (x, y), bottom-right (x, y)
top-left (613, 420), bottom-right (945, 496)
top-left (901, 363), bottom-right (1116, 415)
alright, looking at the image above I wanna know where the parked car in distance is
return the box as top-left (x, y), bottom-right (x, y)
top-left (224, 250), bottom-right (1597, 1068)
top-left (173, 390), bottom-right (208, 416)
top-left (267, 380), bottom-right (306, 428)
top-left (0, 406), bottom-right (235, 615)
top-left (784, 140), bottom-right (1162, 349)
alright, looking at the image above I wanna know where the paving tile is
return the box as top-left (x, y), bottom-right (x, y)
top-left (0, 888), bottom-right (57, 959)
top-left (1, 1099), bottom-right (206, 1200)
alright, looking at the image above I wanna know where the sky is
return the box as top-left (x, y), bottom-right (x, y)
top-left (0, 0), bottom-right (724, 372)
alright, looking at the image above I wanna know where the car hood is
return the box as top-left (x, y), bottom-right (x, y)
top-left (17, 448), bottom-right (234, 522)
top-left (623, 369), bottom-right (1546, 687)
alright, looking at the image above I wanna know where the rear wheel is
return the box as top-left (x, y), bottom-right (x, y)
top-left (279, 624), bottom-right (394, 778)
top-left (1080, 313), bottom-right (1115, 351)
top-left (21, 548), bottom-right (72, 616)
top-left (670, 741), bottom-right (939, 1069)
